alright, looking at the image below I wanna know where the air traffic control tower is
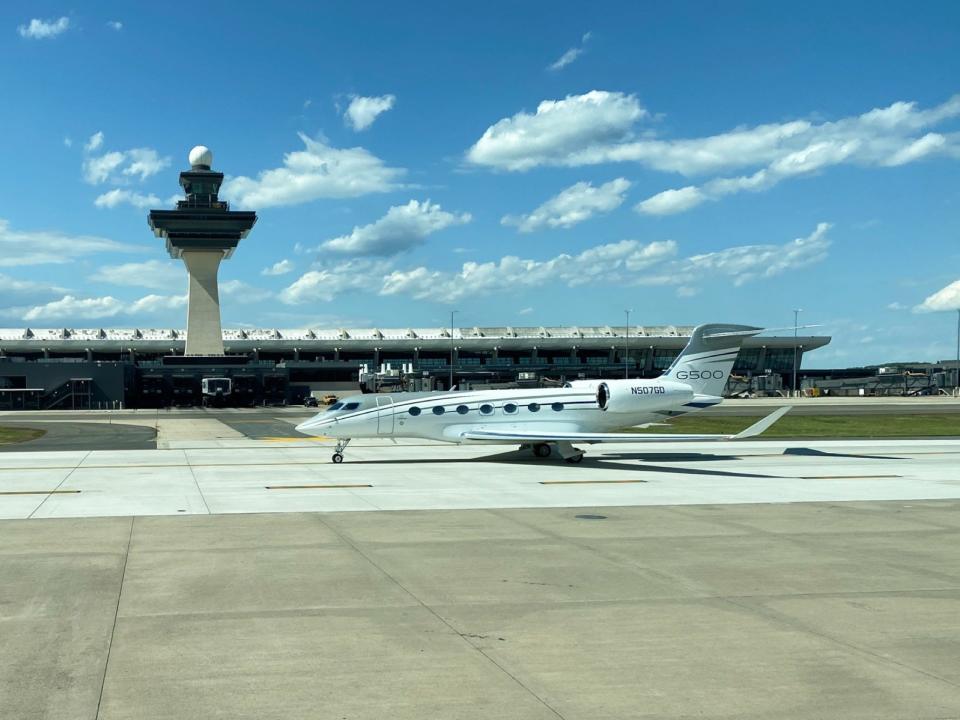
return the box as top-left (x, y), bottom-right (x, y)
top-left (148, 146), bottom-right (257, 356)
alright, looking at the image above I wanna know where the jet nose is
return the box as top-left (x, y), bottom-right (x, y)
top-left (296, 418), bottom-right (324, 434)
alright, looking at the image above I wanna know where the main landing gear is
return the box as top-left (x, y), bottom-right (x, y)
top-left (527, 442), bottom-right (585, 464)
top-left (332, 438), bottom-right (351, 463)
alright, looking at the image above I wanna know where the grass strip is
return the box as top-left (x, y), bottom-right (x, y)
top-left (627, 414), bottom-right (960, 438)
top-left (0, 426), bottom-right (47, 446)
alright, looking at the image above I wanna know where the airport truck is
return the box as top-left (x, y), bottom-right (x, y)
top-left (201, 377), bottom-right (232, 408)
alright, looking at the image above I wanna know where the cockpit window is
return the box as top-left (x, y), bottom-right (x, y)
top-left (342, 402), bottom-right (360, 411)
top-left (327, 402), bottom-right (344, 412)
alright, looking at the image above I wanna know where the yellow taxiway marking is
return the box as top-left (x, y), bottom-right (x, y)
top-left (266, 484), bottom-right (372, 490)
top-left (262, 436), bottom-right (331, 442)
top-left (0, 489), bottom-right (81, 496)
top-left (0, 461), bottom-right (337, 471)
top-left (797, 474), bottom-right (902, 480)
top-left (541, 479), bottom-right (647, 485)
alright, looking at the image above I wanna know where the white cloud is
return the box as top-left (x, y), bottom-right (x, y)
top-left (380, 239), bottom-right (677, 303)
top-left (83, 152), bottom-right (125, 183)
top-left (93, 189), bottom-right (161, 209)
top-left (220, 280), bottom-right (272, 304)
top-left (107, 21), bottom-right (123, 31)
top-left (320, 200), bottom-right (471, 257)
top-left (279, 259), bottom-right (392, 304)
top-left (82, 134), bottom-right (170, 186)
top-left (518, 307), bottom-right (534, 315)
top-left (85, 131), bottom-right (104, 152)
top-left (90, 260), bottom-right (183, 290)
top-left (638, 222), bottom-right (832, 287)
top-left (344, 94), bottom-right (396, 131)
top-left (0, 218), bottom-right (140, 267)
top-left (220, 132), bottom-right (405, 208)
top-left (883, 132), bottom-right (946, 166)
top-left (262, 259), bottom-right (294, 276)
top-left (281, 224), bottom-right (832, 305)
top-left (122, 148), bottom-right (168, 181)
top-left (470, 92), bottom-right (960, 211)
top-left (503, 178), bottom-right (630, 232)
top-left (21, 293), bottom-right (186, 322)
top-left (18, 17), bottom-right (69, 39)
top-left (0, 274), bottom-right (66, 295)
top-left (887, 301), bottom-right (907, 311)
top-left (379, 223), bottom-right (830, 303)
top-left (548, 31), bottom-right (592, 71)
top-left (914, 279), bottom-right (960, 313)
top-left (63, 137), bottom-right (72, 148)
top-left (636, 186), bottom-right (707, 216)
top-left (466, 91), bottom-right (647, 171)
top-left (130, 294), bottom-right (187, 314)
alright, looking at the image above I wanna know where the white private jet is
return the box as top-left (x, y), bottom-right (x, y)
top-left (296, 323), bottom-right (792, 463)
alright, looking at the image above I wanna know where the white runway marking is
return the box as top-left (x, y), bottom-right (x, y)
top-left (0, 438), bottom-right (958, 519)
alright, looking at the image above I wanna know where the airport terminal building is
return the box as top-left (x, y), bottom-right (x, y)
top-left (0, 325), bottom-right (830, 410)
top-left (0, 149), bottom-right (835, 410)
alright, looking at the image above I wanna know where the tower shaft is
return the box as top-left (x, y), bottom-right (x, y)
top-left (182, 251), bottom-right (225, 356)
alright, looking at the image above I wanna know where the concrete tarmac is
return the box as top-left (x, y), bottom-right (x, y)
top-left (2, 502), bottom-right (959, 720)
top-left (3, 427), bottom-right (960, 719)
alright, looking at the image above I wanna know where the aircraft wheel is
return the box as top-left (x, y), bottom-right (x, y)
top-left (565, 454), bottom-right (584, 464)
top-left (533, 443), bottom-right (552, 458)
top-left (332, 453), bottom-right (344, 464)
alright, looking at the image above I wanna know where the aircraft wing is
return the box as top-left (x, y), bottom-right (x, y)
top-left (459, 406), bottom-right (791, 443)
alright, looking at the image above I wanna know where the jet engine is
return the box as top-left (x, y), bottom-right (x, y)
top-left (594, 379), bottom-right (691, 412)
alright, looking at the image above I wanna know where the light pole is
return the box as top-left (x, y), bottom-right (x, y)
top-left (449, 309), bottom-right (458, 391)
top-left (624, 309), bottom-right (632, 379)
top-left (792, 308), bottom-right (802, 397)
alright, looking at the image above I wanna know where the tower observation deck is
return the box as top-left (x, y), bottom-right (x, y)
top-left (148, 146), bottom-right (257, 356)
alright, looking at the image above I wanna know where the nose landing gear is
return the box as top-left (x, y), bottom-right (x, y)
top-left (332, 438), bottom-right (351, 463)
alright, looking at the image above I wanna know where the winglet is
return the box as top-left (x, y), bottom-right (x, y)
top-left (731, 406), bottom-right (792, 439)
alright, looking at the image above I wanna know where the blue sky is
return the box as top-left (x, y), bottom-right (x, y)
top-left (1, 1), bottom-right (959, 367)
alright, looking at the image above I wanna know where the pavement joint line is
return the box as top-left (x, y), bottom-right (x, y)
top-left (721, 594), bottom-right (960, 691)
top-left (493, 506), bottom-right (960, 692)
top-left (95, 516), bottom-right (134, 720)
top-left (313, 514), bottom-right (569, 720)
top-left (27, 449), bottom-right (90, 519)
top-left (670, 503), bottom-right (960, 587)
top-left (182, 449), bottom-right (211, 516)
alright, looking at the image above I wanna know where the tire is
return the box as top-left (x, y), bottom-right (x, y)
top-left (533, 443), bottom-right (552, 458)
top-left (565, 454), bottom-right (584, 464)
top-left (332, 453), bottom-right (344, 464)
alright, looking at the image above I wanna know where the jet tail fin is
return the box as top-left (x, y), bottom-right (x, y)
top-left (661, 323), bottom-right (763, 396)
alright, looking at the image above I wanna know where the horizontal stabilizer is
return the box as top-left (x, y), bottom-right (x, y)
top-left (731, 406), bottom-right (792, 439)
top-left (700, 327), bottom-right (764, 340)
